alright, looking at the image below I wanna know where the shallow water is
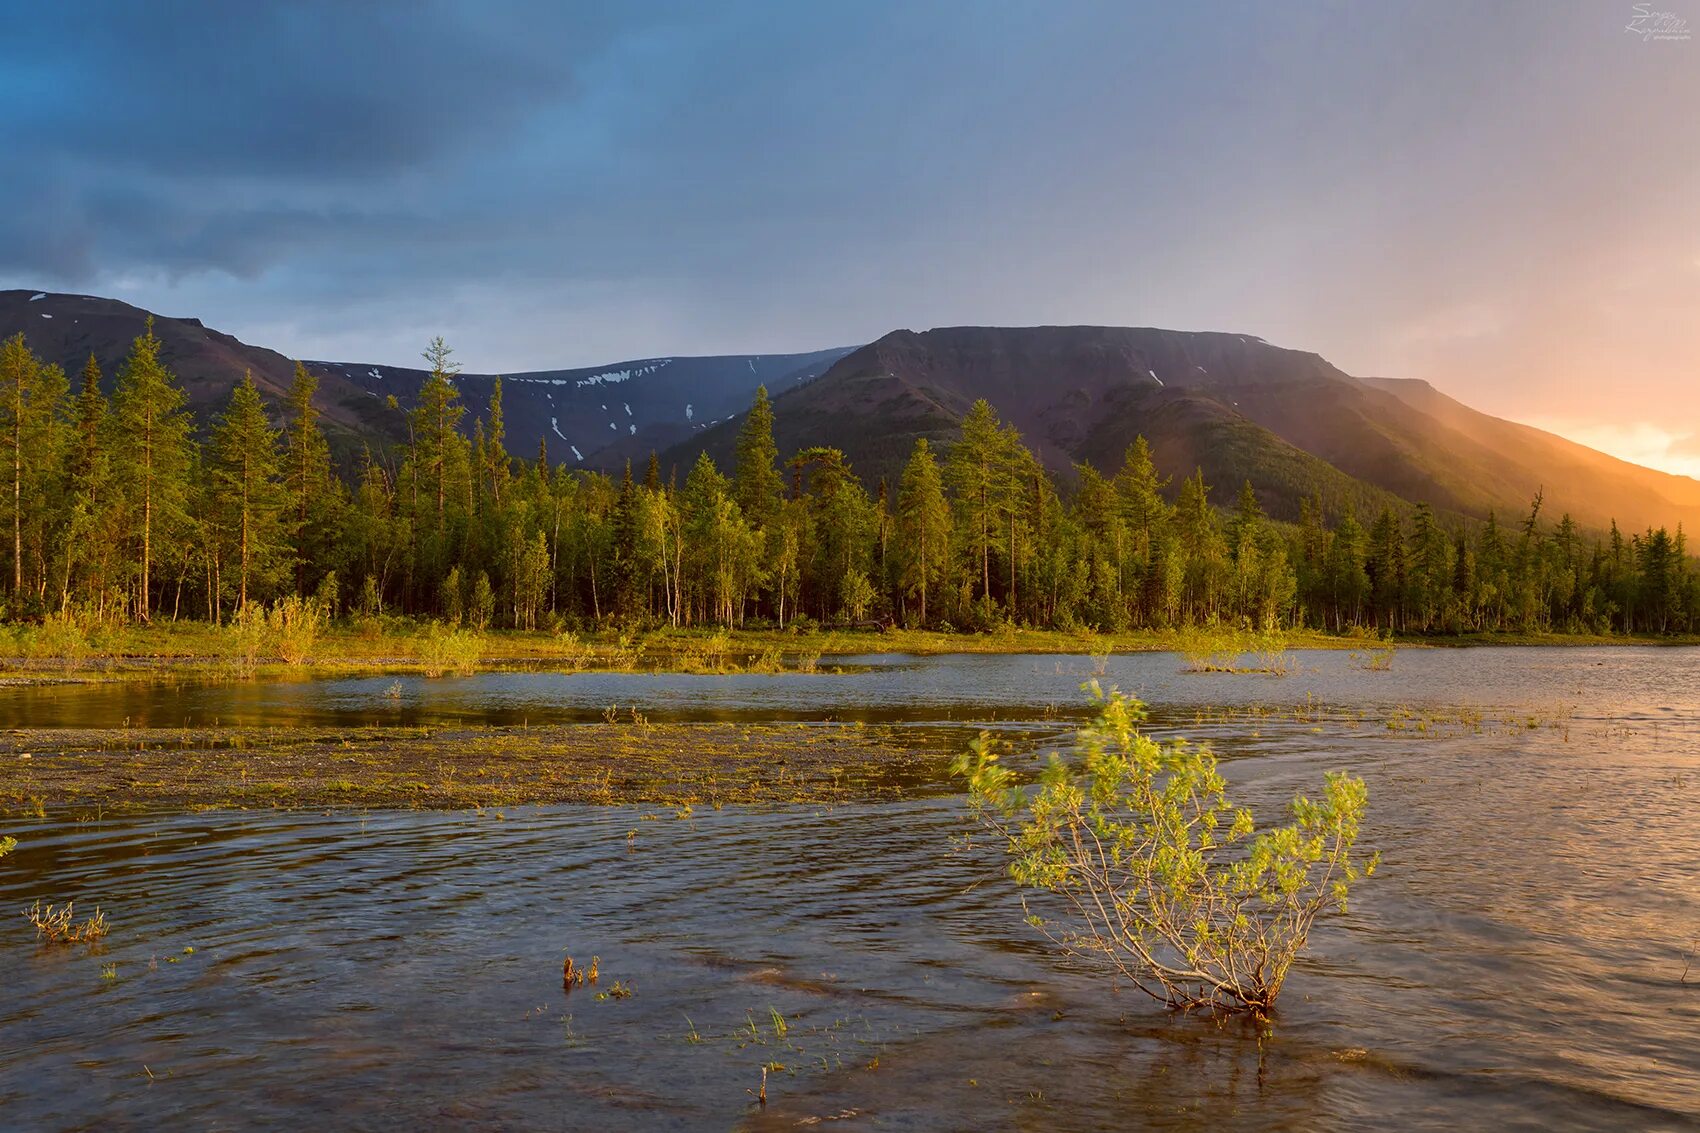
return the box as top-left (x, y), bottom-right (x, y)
top-left (3, 648), bottom-right (1699, 1130)
top-left (0, 645), bottom-right (1685, 728)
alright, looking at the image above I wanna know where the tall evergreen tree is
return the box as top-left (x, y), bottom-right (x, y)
top-left (110, 320), bottom-right (195, 621)
top-left (894, 438), bottom-right (951, 625)
top-left (209, 373), bottom-right (289, 612)
top-left (733, 386), bottom-right (784, 531)
top-left (282, 363), bottom-right (339, 594)
top-left (0, 335), bottom-right (68, 604)
top-left (946, 399), bottom-right (1005, 603)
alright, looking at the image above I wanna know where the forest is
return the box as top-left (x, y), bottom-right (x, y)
top-left (2, 324), bottom-right (1696, 638)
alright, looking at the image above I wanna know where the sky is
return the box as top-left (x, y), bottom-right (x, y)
top-left (2, 2), bottom-right (1696, 474)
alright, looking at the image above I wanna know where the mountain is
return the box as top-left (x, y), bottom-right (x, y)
top-left (0, 288), bottom-right (849, 470)
top-left (0, 289), bottom-right (402, 455)
top-left (306, 347), bottom-right (849, 471)
top-left (7, 292), bottom-right (1694, 533)
top-left (663, 324), bottom-right (1700, 531)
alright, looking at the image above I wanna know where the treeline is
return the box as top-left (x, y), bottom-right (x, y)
top-left (2, 327), bottom-right (1697, 636)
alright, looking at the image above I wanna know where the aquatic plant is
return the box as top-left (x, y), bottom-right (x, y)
top-left (265, 595), bottom-right (328, 664)
top-left (595, 980), bottom-right (633, 1001)
top-left (0, 835), bottom-right (14, 858)
top-left (562, 953), bottom-right (601, 990)
top-left (24, 899), bottom-right (109, 944)
top-left (15, 608), bottom-right (98, 671)
top-left (1176, 625), bottom-right (1295, 675)
top-left (956, 682), bottom-right (1376, 1017)
top-left (415, 624), bottom-right (482, 676)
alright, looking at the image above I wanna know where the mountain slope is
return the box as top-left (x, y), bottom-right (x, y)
top-left (309, 347), bottom-right (850, 471)
top-left (0, 289), bottom-right (402, 454)
top-left (0, 289), bottom-right (849, 471)
top-left (663, 324), bottom-right (1700, 529)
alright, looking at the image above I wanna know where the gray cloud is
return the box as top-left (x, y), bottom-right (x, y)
top-left (0, 1), bottom-right (1695, 448)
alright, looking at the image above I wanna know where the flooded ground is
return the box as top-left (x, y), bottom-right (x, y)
top-left (2, 648), bottom-right (1698, 1130)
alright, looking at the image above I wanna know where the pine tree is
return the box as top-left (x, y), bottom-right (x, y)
top-left (414, 336), bottom-right (466, 529)
top-left (62, 355), bottom-right (114, 610)
top-left (282, 363), bottom-right (339, 595)
top-left (0, 334), bottom-right (68, 605)
top-left (209, 373), bottom-right (289, 612)
top-left (111, 319), bottom-right (195, 621)
top-left (946, 400), bottom-right (1004, 602)
top-left (732, 386), bottom-right (783, 529)
top-left (894, 438), bottom-right (951, 625)
top-left (485, 377), bottom-right (511, 504)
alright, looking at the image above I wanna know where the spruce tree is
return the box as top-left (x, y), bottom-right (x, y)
top-left (0, 335), bottom-right (68, 604)
top-left (111, 319), bottom-right (195, 621)
top-left (63, 355), bottom-right (113, 609)
top-left (946, 400), bottom-right (1004, 602)
top-left (210, 373), bottom-right (289, 611)
top-left (283, 363), bottom-right (338, 594)
top-left (895, 438), bottom-right (951, 625)
top-left (485, 377), bottom-right (511, 504)
top-left (733, 386), bottom-right (783, 532)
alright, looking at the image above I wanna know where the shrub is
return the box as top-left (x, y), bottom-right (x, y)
top-left (956, 682), bottom-right (1376, 1017)
top-left (1176, 624), bottom-right (1294, 675)
top-left (266, 595), bottom-right (327, 665)
top-left (470, 572), bottom-right (495, 631)
top-left (416, 623), bottom-right (482, 676)
top-left (222, 604), bottom-right (268, 673)
top-left (17, 608), bottom-right (97, 671)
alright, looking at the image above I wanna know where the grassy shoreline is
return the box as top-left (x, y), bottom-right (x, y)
top-left (0, 720), bottom-right (955, 814)
top-left (0, 622), bottom-right (1694, 687)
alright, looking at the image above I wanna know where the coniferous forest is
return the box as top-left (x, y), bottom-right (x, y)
top-left (3, 325), bottom-right (1696, 638)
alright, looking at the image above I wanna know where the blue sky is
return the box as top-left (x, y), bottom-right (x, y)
top-left (3, 3), bottom-right (1697, 471)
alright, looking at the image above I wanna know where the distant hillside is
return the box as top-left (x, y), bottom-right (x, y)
top-left (6, 293), bottom-right (1695, 533)
top-left (309, 347), bottom-right (850, 472)
top-left (664, 324), bottom-right (1700, 529)
top-left (0, 289), bottom-right (849, 471)
top-left (0, 289), bottom-right (402, 457)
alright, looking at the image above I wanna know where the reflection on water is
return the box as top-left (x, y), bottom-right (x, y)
top-left (0, 645), bottom-right (1691, 729)
top-left (2, 649), bottom-right (1699, 1130)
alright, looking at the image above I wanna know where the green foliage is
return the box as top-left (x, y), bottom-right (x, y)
top-left (0, 836), bottom-right (15, 859)
top-left (0, 324), bottom-right (1693, 640)
top-left (415, 623), bottom-right (483, 676)
top-left (15, 607), bottom-right (99, 671)
top-left (209, 372), bottom-right (290, 612)
top-left (266, 594), bottom-right (328, 664)
top-left (956, 684), bottom-right (1377, 1016)
top-left (110, 320), bottom-right (195, 621)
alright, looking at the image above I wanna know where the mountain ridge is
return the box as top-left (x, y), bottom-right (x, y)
top-left (4, 292), bottom-right (1693, 534)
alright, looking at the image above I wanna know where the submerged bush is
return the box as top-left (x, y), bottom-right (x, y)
top-left (15, 608), bottom-right (100, 671)
top-left (956, 682), bottom-right (1376, 1017)
top-left (416, 623), bottom-right (483, 676)
top-left (1176, 624), bottom-right (1295, 675)
top-left (266, 595), bottom-right (328, 665)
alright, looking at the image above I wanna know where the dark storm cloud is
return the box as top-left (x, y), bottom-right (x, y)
top-left (0, 1), bottom-right (1696, 470)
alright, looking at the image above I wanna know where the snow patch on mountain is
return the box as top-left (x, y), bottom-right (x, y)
top-left (1148, 369), bottom-right (1163, 386)
top-left (575, 359), bottom-right (670, 389)
top-left (28, 293), bottom-right (46, 302)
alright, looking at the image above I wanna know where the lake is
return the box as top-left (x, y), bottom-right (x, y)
top-left (2, 647), bottom-right (1698, 1130)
